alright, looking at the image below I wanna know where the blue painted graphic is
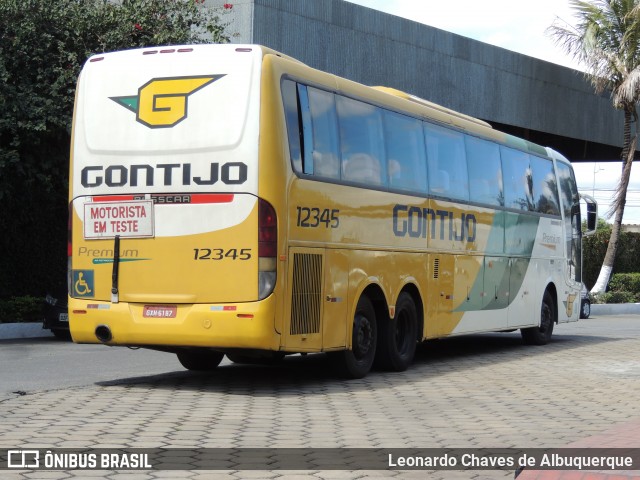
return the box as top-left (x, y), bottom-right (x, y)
top-left (73, 270), bottom-right (94, 298)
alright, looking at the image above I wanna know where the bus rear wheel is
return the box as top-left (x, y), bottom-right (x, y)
top-left (330, 296), bottom-right (377, 379)
top-left (176, 349), bottom-right (224, 371)
top-left (521, 290), bottom-right (555, 345)
top-left (375, 292), bottom-right (417, 371)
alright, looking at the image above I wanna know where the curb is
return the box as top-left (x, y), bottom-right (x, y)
top-left (591, 303), bottom-right (640, 316)
top-left (0, 322), bottom-right (54, 340)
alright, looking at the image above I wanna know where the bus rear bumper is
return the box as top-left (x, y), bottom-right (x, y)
top-left (68, 296), bottom-right (280, 350)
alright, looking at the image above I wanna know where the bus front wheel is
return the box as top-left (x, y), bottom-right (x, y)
top-left (521, 290), bottom-right (555, 345)
top-left (177, 349), bottom-right (224, 371)
top-left (375, 292), bottom-right (417, 371)
top-left (330, 296), bottom-right (377, 379)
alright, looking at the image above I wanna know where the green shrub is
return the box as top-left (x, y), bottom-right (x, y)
top-left (591, 272), bottom-right (640, 303)
top-left (583, 230), bottom-right (640, 290)
top-left (0, 0), bottom-right (233, 299)
top-left (608, 273), bottom-right (640, 294)
top-left (0, 296), bottom-right (43, 323)
top-left (597, 291), bottom-right (639, 304)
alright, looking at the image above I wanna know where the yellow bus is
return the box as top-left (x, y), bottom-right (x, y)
top-left (68, 44), bottom-right (597, 378)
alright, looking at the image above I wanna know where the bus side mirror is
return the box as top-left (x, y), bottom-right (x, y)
top-left (580, 194), bottom-right (597, 236)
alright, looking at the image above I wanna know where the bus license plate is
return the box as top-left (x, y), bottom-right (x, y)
top-left (143, 305), bottom-right (177, 318)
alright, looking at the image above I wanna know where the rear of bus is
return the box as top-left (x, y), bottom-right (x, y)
top-left (68, 45), bottom-right (280, 357)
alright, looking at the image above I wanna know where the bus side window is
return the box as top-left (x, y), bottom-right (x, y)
top-left (501, 147), bottom-right (532, 211)
top-left (424, 122), bottom-right (469, 201)
top-left (466, 135), bottom-right (503, 206)
top-left (530, 155), bottom-right (561, 215)
top-left (556, 162), bottom-right (581, 281)
top-left (383, 110), bottom-right (427, 194)
top-left (281, 79), bottom-right (303, 173)
top-left (336, 95), bottom-right (386, 187)
top-left (306, 87), bottom-right (341, 180)
top-left (557, 161), bottom-right (579, 219)
top-left (570, 204), bottom-right (582, 281)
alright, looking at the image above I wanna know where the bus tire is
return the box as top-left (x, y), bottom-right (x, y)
top-left (375, 292), bottom-right (417, 371)
top-left (176, 349), bottom-right (224, 371)
top-left (330, 296), bottom-right (377, 379)
top-left (521, 290), bottom-right (555, 345)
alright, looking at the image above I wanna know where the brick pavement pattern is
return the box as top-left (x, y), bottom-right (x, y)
top-left (1, 316), bottom-right (639, 479)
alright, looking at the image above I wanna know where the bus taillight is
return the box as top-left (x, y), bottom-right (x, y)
top-left (258, 199), bottom-right (277, 299)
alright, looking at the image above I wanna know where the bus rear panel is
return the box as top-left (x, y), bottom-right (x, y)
top-left (68, 45), bottom-right (279, 350)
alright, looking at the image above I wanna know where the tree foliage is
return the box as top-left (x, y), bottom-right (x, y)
top-left (582, 224), bottom-right (640, 288)
top-left (0, 0), bottom-right (233, 298)
top-left (0, 0), bottom-right (232, 198)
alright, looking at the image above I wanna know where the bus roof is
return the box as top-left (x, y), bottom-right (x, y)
top-left (265, 47), bottom-right (554, 160)
top-left (371, 86), bottom-right (492, 129)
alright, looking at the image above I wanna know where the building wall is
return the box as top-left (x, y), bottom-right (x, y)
top-left (212, 0), bottom-right (625, 156)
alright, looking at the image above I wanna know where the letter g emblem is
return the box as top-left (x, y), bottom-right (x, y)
top-left (110, 75), bottom-right (225, 128)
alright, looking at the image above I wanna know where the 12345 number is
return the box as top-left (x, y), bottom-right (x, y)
top-left (296, 207), bottom-right (339, 228)
top-left (193, 248), bottom-right (252, 260)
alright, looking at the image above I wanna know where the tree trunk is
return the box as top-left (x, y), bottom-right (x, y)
top-left (591, 109), bottom-right (636, 294)
top-left (591, 195), bottom-right (624, 294)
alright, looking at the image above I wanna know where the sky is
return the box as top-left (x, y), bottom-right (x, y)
top-left (345, 0), bottom-right (640, 224)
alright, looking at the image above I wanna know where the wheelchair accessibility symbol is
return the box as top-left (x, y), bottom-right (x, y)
top-left (72, 270), bottom-right (94, 298)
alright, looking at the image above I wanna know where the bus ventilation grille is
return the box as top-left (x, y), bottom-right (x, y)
top-left (433, 258), bottom-right (440, 279)
top-left (290, 253), bottom-right (322, 335)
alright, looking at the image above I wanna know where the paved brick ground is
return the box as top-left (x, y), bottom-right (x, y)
top-left (1, 315), bottom-right (639, 479)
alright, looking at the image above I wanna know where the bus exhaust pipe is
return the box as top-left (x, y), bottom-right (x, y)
top-left (95, 325), bottom-right (112, 343)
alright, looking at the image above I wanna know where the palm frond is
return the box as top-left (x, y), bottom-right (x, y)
top-left (548, 0), bottom-right (640, 102)
top-left (614, 66), bottom-right (640, 104)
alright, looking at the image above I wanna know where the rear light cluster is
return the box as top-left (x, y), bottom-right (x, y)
top-left (258, 199), bottom-right (277, 300)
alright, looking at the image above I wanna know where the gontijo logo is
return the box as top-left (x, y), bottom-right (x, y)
top-left (110, 75), bottom-right (225, 128)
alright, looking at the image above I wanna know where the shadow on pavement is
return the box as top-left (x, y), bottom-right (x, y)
top-left (95, 331), bottom-right (623, 396)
